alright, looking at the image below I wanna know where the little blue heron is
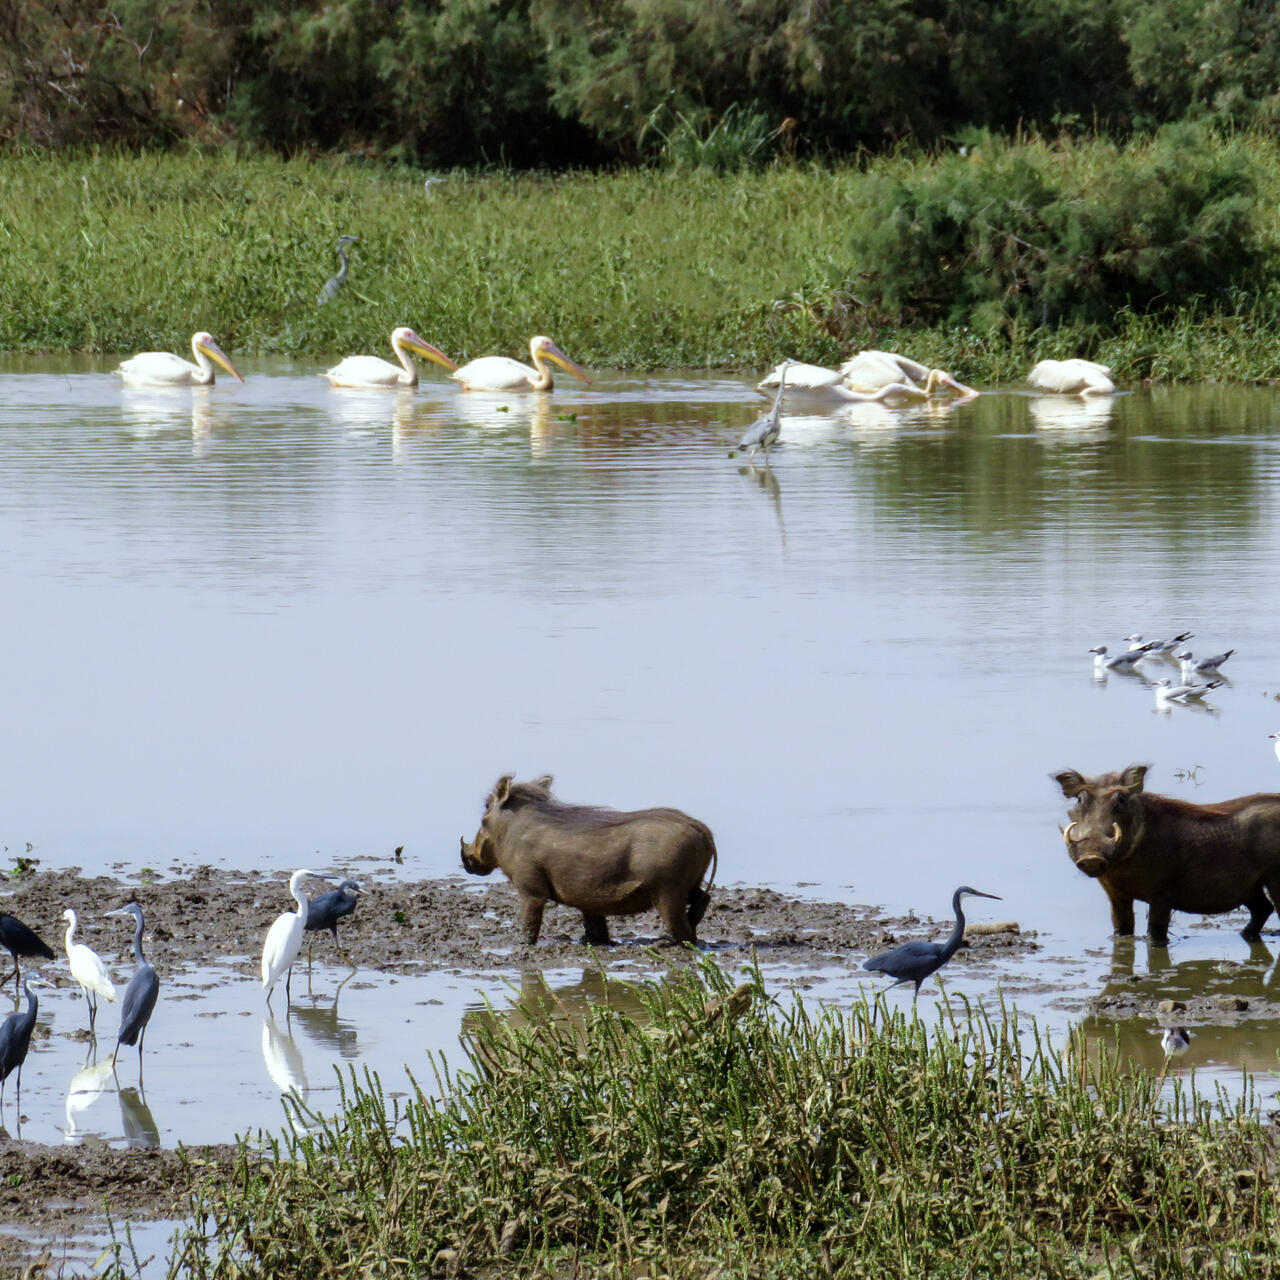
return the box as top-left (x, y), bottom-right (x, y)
top-left (106, 903), bottom-right (160, 1084)
top-left (0, 978), bottom-right (42, 1113)
top-left (262, 869), bottom-right (325, 1007)
top-left (862, 885), bottom-right (1001, 998)
top-left (737, 360), bottom-right (792, 464)
top-left (0, 913), bottom-right (55, 996)
top-left (304, 880), bottom-right (361, 963)
top-left (62, 909), bottom-right (116, 1032)
top-left (318, 235), bottom-right (360, 303)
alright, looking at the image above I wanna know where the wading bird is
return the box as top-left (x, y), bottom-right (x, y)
top-left (322, 327), bottom-right (458, 389)
top-left (263, 869), bottom-right (325, 1008)
top-left (105, 903), bottom-right (159, 1083)
top-left (840, 350), bottom-right (977, 398)
top-left (318, 234), bottom-right (360, 303)
top-left (0, 978), bottom-right (43, 1113)
top-left (0, 914), bottom-right (55, 996)
top-left (62, 909), bottom-right (116, 1032)
top-left (451, 336), bottom-right (591, 392)
top-left (1027, 358), bottom-right (1115, 396)
top-left (738, 360), bottom-right (791, 463)
top-left (115, 332), bottom-right (245, 386)
top-left (1159, 1025), bottom-right (1192, 1078)
top-left (863, 885), bottom-right (1001, 998)
top-left (304, 880), bottom-right (362, 962)
top-left (1270, 732), bottom-right (1280, 767)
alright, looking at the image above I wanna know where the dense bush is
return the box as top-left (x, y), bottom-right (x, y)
top-left (847, 125), bottom-right (1273, 329)
top-left (3, 2), bottom-right (1280, 164)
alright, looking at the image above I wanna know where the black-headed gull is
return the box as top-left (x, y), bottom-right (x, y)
top-left (1153, 678), bottom-right (1222, 706)
top-left (1174, 649), bottom-right (1234, 677)
top-left (1124, 630), bottom-right (1193, 654)
top-left (1091, 643), bottom-right (1154, 671)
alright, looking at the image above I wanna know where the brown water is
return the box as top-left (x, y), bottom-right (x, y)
top-left (4, 358), bottom-right (1280, 1155)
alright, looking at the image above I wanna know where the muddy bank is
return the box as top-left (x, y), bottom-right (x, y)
top-left (0, 863), bottom-right (1035, 981)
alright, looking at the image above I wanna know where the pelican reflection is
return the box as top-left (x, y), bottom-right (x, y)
top-left (1028, 393), bottom-right (1115, 435)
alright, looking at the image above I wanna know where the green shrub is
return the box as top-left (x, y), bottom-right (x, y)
top-left (849, 124), bottom-right (1273, 330)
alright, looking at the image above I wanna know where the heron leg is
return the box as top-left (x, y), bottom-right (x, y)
top-left (86, 989), bottom-right (97, 1032)
top-left (285, 964), bottom-right (293, 1005)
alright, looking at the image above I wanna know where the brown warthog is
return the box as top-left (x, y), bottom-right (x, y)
top-left (460, 774), bottom-right (718, 945)
top-left (1055, 764), bottom-right (1280, 945)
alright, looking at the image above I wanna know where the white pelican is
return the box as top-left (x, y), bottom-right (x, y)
top-left (452, 335), bottom-right (591, 392)
top-left (756, 362), bottom-right (937, 403)
top-left (115, 332), bottom-right (244, 386)
top-left (323, 327), bottom-right (457, 388)
top-left (1027, 358), bottom-right (1116, 396)
top-left (839, 349), bottom-right (977, 398)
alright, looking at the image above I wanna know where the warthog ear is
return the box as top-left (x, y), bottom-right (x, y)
top-left (1053, 770), bottom-right (1088, 798)
top-left (1120, 764), bottom-right (1149, 793)
top-left (531, 774), bottom-right (554, 791)
top-left (490, 774), bottom-right (514, 807)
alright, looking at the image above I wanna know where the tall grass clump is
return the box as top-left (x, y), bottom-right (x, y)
top-left (169, 957), bottom-right (1280, 1279)
top-left (849, 124), bottom-right (1277, 332)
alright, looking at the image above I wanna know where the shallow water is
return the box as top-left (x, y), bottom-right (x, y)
top-left (4, 359), bottom-right (1280, 1156)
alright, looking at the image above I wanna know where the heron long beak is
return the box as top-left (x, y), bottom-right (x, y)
top-left (197, 338), bottom-right (245, 382)
top-left (403, 336), bottom-right (458, 372)
top-left (544, 342), bottom-right (592, 385)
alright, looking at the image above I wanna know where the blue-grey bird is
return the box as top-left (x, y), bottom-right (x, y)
top-left (863, 886), bottom-right (1001, 998)
top-left (737, 360), bottom-right (792, 463)
top-left (0, 979), bottom-right (41, 1111)
top-left (0, 913), bottom-right (55, 996)
top-left (318, 235), bottom-right (360, 303)
top-left (304, 879), bottom-right (362, 957)
top-left (1174, 648), bottom-right (1234, 678)
top-left (106, 903), bottom-right (159, 1082)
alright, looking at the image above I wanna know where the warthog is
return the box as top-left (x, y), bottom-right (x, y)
top-left (1055, 764), bottom-right (1280, 945)
top-left (460, 774), bottom-right (718, 945)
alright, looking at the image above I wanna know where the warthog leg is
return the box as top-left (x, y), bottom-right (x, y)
top-left (1146, 900), bottom-right (1174, 947)
top-left (580, 914), bottom-right (613, 947)
top-left (656, 890), bottom-right (697, 944)
top-left (518, 895), bottom-right (546, 945)
top-left (1103, 884), bottom-right (1136, 938)
top-left (1243, 886), bottom-right (1274, 941)
top-left (686, 886), bottom-right (712, 929)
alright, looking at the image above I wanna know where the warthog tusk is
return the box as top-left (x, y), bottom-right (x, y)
top-left (1063, 822), bottom-right (1078, 844)
top-left (1111, 823), bottom-right (1122, 846)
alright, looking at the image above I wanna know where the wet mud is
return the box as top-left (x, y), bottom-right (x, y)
top-left (1, 862), bottom-right (1037, 1270)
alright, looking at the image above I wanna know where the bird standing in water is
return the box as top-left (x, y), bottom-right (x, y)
top-left (262, 869), bottom-right (325, 1007)
top-left (319, 234), bottom-right (360, 303)
top-left (106, 903), bottom-right (160, 1084)
top-left (304, 879), bottom-right (362, 966)
top-left (738, 360), bottom-right (792, 464)
top-left (0, 979), bottom-right (43, 1113)
top-left (62, 909), bottom-right (116, 1032)
top-left (0, 913), bottom-right (55, 996)
top-left (863, 885), bottom-right (1002, 998)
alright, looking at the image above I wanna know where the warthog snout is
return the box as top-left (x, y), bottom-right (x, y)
top-left (1062, 820), bottom-right (1122, 877)
top-left (459, 834), bottom-right (495, 877)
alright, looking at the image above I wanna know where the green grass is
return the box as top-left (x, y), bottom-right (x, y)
top-left (5, 144), bottom-right (1280, 379)
top-left (169, 958), bottom-right (1280, 1279)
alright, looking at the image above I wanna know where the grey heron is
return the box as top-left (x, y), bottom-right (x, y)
top-left (106, 902), bottom-right (160, 1083)
top-left (738, 359), bottom-right (792, 463)
top-left (319, 234), bottom-right (360, 303)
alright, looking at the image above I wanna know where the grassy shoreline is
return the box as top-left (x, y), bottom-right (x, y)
top-left (168, 959), bottom-right (1280, 1280)
top-left (5, 148), bottom-right (1280, 383)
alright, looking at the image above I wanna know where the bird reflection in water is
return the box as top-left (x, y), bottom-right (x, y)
top-left (118, 1085), bottom-right (160, 1149)
top-left (64, 1054), bottom-right (116, 1140)
top-left (120, 384), bottom-right (225, 457)
top-left (736, 461), bottom-right (785, 549)
top-left (293, 968), bottom-right (360, 1057)
top-left (261, 1012), bottom-right (309, 1117)
top-left (1028, 393), bottom-right (1115, 438)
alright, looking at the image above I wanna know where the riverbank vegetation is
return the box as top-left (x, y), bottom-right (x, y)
top-left (5, 137), bottom-right (1280, 380)
top-left (169, 959), bottom-right (1280, 1279)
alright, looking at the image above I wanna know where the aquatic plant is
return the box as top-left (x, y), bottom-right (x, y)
top-left (170, 957), bottom-right (1280, 1279)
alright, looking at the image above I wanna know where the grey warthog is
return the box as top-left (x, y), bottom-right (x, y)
top-left (1055, 764), bottom-right (1280, 945)
top-left (460, 774), bottom-right (718, 945)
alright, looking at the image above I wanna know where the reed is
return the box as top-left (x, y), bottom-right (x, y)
top-left (5, 142), bottom-right (1280, 380)
top-left (169, 957), bottom-right (1280, 1279)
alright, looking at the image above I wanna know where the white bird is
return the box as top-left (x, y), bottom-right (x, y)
top-left (1090, 643), bottom-right (1153, 671)
top-left (62, 909), bottom-right (116, 1032)
top-left (262, 868), bottom-right (323, 1007)
top-left (323, 327), bottom-right (457, 388)
top-left (1269, 732), bottom-right (1280, 766)
top-left (1027, 358), bottom-right (1115, 396)
top-left (1160, 1026), bottom-right (1191, 1057)
top-left (839, 350), bottom-right (977, 398)
top-left (1153, 678), bottom-right (1222, 705)
top-left (1175, 649), bottom-right (1234, 678)
top-left (452, 336), bottom-right (591, 392)
top-left (115, 332), bottom-right (244, 386)
top-left (1124, 631), bottom-right (1193, 654)
top-left (755, 362), bottom-right (943, 403)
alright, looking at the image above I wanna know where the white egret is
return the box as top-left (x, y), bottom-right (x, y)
top-left (115, 332), bottom-right (245, 386)
top-left (840, 350), bottom-right (977, 398)
top-left (323, 327), bottom-right (457, 388)
top-left (1027, 358), bottom-right (1116, 395)
top-left (452, 335), bottom-right (591, 392)
top-left (62, 909), bottom-right (116, 1032)
top-left (262, 869), bottom-right (324, 1007)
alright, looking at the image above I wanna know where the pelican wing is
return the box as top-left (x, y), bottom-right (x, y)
top-left (452, 356), bottom-right (538, 392)
top-left (116, 352), bottom-right (201, 386)
top-left (323, 355), bottom-right (405, 388)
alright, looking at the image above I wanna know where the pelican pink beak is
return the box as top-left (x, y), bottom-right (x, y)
top-left (533, 336), bottom-right (591, 385)
top-left (194, 333), bottom-right (245, 383)
top-left (398, 328), bottom-right (458, 372)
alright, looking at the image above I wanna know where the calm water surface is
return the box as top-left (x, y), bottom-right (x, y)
top-left (4, 357), bottom-right (1280, 1156)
